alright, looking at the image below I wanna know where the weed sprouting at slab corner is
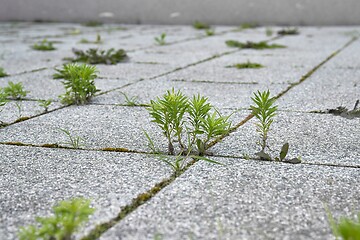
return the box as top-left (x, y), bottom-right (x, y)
top-left (18, 198), bottom-right (95, 240)
top-left (225, 40), bottom-right (286, 49)
top-left (154, 33), bottom-right (167, 46)
top-left (2, 81), bottom-right (29, 100)
top-left (31, 39), bottom-right (56, 51)
top-left (55, 63), bottom-right (99, 105)
top-left (0, 67), bottom-right (9, 78)
top-left (65, 48), bottom-right (128, 65)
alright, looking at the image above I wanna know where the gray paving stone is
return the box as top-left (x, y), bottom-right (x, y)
top-left (0, 100), bottom-right (62, 125)
top-left (277, 68), bottom-right (360, 112)
top-left (100, 157), bottom-right (360, 240)
top-left (92, 78), bottom-right (287, 109)
top-left (0, 144), bottom-right (172, 240)
top-left (211, 111), bottom-right (360, 167)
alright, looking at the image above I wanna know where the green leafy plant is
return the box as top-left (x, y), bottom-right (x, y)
top-left (79, 34), bottom-right (103, 44)
top-left (59, 128), bottom-right (85, 148)
top-left (147, 89), bottom-right (231, 156)
top-left (327, 208), bottom-right (360, 240)
top-left (38, 99), bottom-right (52, 112)
top-left (225, 40), bottom-right (286, 49)
top-left (154, 33), bottom-right (167, 46)
top-left (18, 198), bottom-right (95, 240)
top-left (193, 21), bottom-right (210, 30)
top-left (31, 39), bottom-right (56, 51)
top-left (0, 67), bottom-right (8, 78)
top-left (205, 29), bottom-right (215, 36)
top-left (120, 92), bottom-right (139, 106)
top-left (66, 48), bottom-right (127, 65)
top-left (226, 61), bottom-right (264, 69)
top-left (2, 81), bottom-right (29, 100)
top-left (277, 27), bottom-right (299, 36)
top-left (15, 102), bottom-right (23, 118)
top-left (251, 90), bottom-right (277, 155)
top-left (56, 63), bottom-right (99, 105)
top-left (250, 90), bottom-right (301, 163)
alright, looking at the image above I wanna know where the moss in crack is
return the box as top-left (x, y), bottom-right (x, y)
top-left (101, 147), bottom-right (134, 152)
top-left (13, 116), bottom-right (31, 123)
top-left (225, 40), bottom-right (286, 50)
top-left (277, 27), bottom-right (299, 36)
top-left (226, 61), bottom-right (264, 69)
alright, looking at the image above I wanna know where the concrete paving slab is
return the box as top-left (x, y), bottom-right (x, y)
top-left (0, 100), bottom-right (62, 125)
top-left (277, 68), bottom-right (360, 112)
top-left (211, 111), bottom-right (360, 167)
top-left (100, 157), bottom-right (360, 240)
top-left (0, 104), bottom-right (243, 153)
top-left (0, 144), bottom-right (172, 240)
top-left (92, 78), bottom-right (287, 109)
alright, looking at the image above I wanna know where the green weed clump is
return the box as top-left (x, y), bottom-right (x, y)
top-left (56, 63), bottom-right (99, 105)
top-left (0, 67), bottom-right (8, 78)
top-left (226, 40), bottom-right (286, 49)
top-left (226, 61), bottom-right (264, 69)
top-left (327, 208), bottom-right (360, 240)
top-left (18, 198), bottom-right (95, 240)
top-left (66, 48), bottom-right (127, 65)
top-left (147, 88), bottom-right (231, 156)
top-left (154, 33), bottom-right (167, 46)
top-left (277, 27), bottom-right (299, 36)
top-left (31, 39), bottom-right (56, 51)
top-left (250, 90), bottom-right (300, 163)
top-left (2, 81), bottom-right (29, 100)
top-left (193, 21), bottom-right (210, 30)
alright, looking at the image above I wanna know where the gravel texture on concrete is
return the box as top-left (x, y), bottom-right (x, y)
top-left (0, 144), bottom-right (172, 240)
top-left (1, 23), bottom-right (359, 240)
top-left (100, 157), bottom-right (360, 240)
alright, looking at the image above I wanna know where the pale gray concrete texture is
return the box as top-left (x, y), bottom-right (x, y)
top-left (1, 0), bottom-right (360, 25)
top-left (0, 22), bottom-right (360, 240)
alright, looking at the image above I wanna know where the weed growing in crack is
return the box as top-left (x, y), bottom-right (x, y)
top-left (31, 39), bottom-right (56, 51)
top-left (79, 34), bottom-right (103, 44)
top-left (38, 99), bottom-right (52, 112)
top-left (326, 207), bottom-right (360, 240)
top-left (120, 92), bottom-right (139, 106)
top-left (65, 48), bottom-right (127, 65)
top-left (0, 67), bottom-right (8, 78)
top-left (59, 128), bottom-right (85, 148)
top-left (205, 28), bottom-right (215, 36)
top-left (277, 27), bottom-right (299, 36)
top-left (18, 198), bottom-right (94, 240)
top-left (250, 90), bottom-right (301, 163)
top-left (2, 81), bottom-right (29, 100)
top-left (56, 63), bottom-right (99, 105)
top-left (83, 21), bottom-right (103, 27)
top-left (147, 88), bottom-right (231, 156)
top-left (226, 61), bottom-right (264, 69)
top-left (154, 33), bottom-right (167, 46)
top-left (225, 40), bottom-right (286, 49)
top-left (193, 21), bottom-right (210, 30)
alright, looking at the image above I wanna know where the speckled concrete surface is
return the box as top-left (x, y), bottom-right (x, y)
top-left (0, 23), bottom-right (359, 240)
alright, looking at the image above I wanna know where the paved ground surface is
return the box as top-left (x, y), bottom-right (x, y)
top-left (0, 22), bottom-right (359, 240)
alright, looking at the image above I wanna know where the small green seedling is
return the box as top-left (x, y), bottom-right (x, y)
top-left (240, 23), bottom-right (258, 29)
top-left (193, 21), bottom-right (210, 30)
top-left (59, 128), bottom-right (85, 148)
top-left (0, 91), bottom-right (8, 108)
top-left (38, 99), bottom-right (52, 112)
top-left (79, 34), bottom-right (103, 44)
top-left (2, 81), bottom-right (29, 100)
top-left (251, 90), bottom-right (277, 158)
top-left (66, 48), bottom-right (127, 65)
top-left (18, 198), bottom-right (95, 240)
top-left (225, 40), bottom-right (286, 49)
top-left (83, 21), bottom-right (103, 27)
top-left (226, 61), bottom-right (264, 69)
top-left (15, 102), bottom-right (23, 118)
top-left (266, 27), bottom-right (273, 36)
top-left (154, 33), bottom-right (167, 46)
top-left (326, 207), bottom-right (360, 240)
top-left (31, 39), bottom-right (56, 51)
top-left (56, 63), bottom-right (99, 105)
top-left (277, 27), bottom-right (299, 36)
top-left (147, 89), bottom-right (231, 156)
top-left (0, 67), bottom-right (8, 78)
top-left (120, 92), bottom-right (139, 106)
top-left (205, 29), bottom-right (215, 36)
